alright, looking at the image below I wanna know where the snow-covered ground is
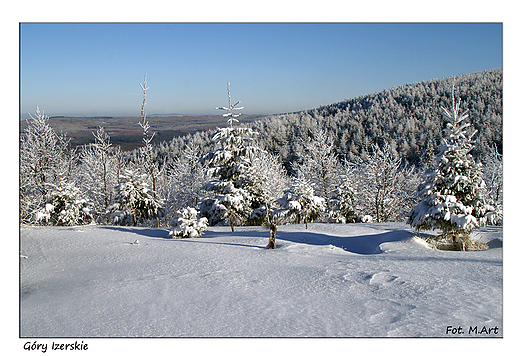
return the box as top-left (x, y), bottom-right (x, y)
top-left (20, 222), bottom-right (502, 338)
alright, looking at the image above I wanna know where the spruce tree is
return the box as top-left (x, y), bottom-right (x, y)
top-left (200, 83), bottom-right (259, 231)
top-left (278, 175), bottom-right (326, 229)
top-left (407, 88), bottom-right (495, 250)
top-left (110, 169), bottom-right (164, 226)
top-left (331, 166), bottom-right (357, 223)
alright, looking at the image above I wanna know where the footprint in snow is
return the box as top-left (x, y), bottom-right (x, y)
top-left (365, 299), bottom-right (416, 325)
top-left (368, 272), bottom-right (400, 286)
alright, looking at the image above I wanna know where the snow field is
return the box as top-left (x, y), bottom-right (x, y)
top-left (20, 223), bottom-right (502, 337)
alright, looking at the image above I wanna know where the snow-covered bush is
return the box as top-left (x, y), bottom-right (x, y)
top-left (407, 88), bottom-right (495, 250)
top-left (327, 163), bottom-right (357, 223)
top-left (359, 215), bottom-right (373, 223)
top-left (36, 182), bottom-right (93, 226)
top-left (169, 207), bottom-right (208, 238)
top-left (163, 141), bottom-right (208, 221)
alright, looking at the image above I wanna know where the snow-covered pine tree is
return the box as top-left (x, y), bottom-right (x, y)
top-left (407, 87), bottom-right (495, 250)
top-left (169, 207), bottom-right (208, 238)
top-left (20, 107), bottom-right (75, 224)
top-left (278, 175), bottom-right (326, 229)
top-left (37, 180), bottom-right (93, 226)
top-left (200, 83), bottom-right (259, 231)
top-left (329, 162), bottom-right (357, 223)
top-left (215, 82), bottom-right (244, 128)
top-left (110, 169), bottom-right (164, 226)
top-left (354, 142), bottom-right (418, 223)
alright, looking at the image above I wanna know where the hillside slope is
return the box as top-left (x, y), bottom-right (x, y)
top-left (161, 68), bottom-right (502, 168)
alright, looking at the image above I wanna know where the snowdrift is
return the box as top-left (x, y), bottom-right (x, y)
top-left (20, 223), bottom-right (502, 337)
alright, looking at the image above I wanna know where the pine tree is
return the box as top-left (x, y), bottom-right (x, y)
top-left (407, 88), bottom-right (495, 250)
top-left (138, 74), bottom-right (161, 227)
top-left (278, 175), bottom-right (326, 229)
top-left (482, 145), bottom-right (503, 224)
top-left (215, 82), bottom-right (244, 128)
top-left (329, 163), bottom-right (357, 223)
top-left (110, 169), bottom-right (164, 226)
top-left (200, 83), bottom-right (259, 231)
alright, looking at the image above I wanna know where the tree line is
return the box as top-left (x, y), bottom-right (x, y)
top-left (19, 70), bottom-right (503, 243)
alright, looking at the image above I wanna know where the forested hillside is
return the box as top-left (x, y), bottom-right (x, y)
top-left (20, 69), bottom-right (502, 228)
top-left (158, 68), bottom-right (502, 170)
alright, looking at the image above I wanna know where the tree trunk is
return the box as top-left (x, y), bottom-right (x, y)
top-left (230, 215), bottom-right (235, 232)
top-left (268, 217), bottom-right (278, 249)
top-left (451, 232), bottom-right (463, 251)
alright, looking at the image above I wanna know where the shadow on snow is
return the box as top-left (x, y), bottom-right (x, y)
top-left (202, 226), bottom-right (415, 255)
top-left (99, 225), bottom-right (413, 255)
top-left (275, 229), bottom-right (414, 255)
top-left (98, 225), bottom-right (500, 257)
top-left (99, 226), bottom-right (170, 239)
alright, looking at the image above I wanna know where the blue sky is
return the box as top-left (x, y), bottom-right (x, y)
top-left (20, 23), bottom-right (502, 118)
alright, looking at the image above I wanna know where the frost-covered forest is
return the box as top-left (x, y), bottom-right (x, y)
top-left (161, 68), bottom-right (502, 166)
top-left (19, 69), bottom-right (503, 248)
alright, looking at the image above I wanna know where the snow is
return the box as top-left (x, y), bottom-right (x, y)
top-left (20, 222), bottom-right (502, 338)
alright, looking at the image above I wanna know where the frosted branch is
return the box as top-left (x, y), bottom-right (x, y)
top-left (216, 82), bottom-right (243, 128)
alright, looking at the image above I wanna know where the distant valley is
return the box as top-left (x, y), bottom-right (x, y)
top-left (20, 114), bottom-right (266, 151)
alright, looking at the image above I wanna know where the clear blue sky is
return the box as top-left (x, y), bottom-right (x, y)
top-left (20, 23), bottom-right (502, 118)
